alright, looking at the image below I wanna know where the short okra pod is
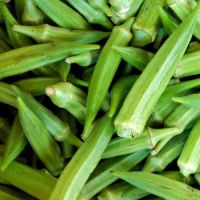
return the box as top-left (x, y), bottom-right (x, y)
top-left (33, 0), bottom-right (90, 29)
top-left (112, 171), bottom-right (200, 200)
top-left (108, 75), bottom-right (138, 117)
top-left (112, 46), bottom-right (154, 71)
top-left (173, 93), bottom-right (200, 109)
top-left (1, 116), bottom-right (27, 170)
top-left (12, 86), bottom-right (82, 146)
top-left (143, 132), bottom-right (187, 172)
top-left (17, 97), bottom-right (64, 175)
top-left (22, 0), bottom-right (44, 25)
top-left (164, 104), bottom-right (200, 131)
top-left (178, 118), bottom-right (200, 177)
top-left (0, 158), bottom-right (57, 200)
top-left (1, 3), bottom-right (32, 48)
top-left (13, 77), bottom-right (61, 96)
top-left (67, 0), bottom-right (113, 30)
top-left (13, 24), bottom-right (110, 44)
top-left (49, 115), bottom-right (115, 200)
top-left (131, 0), bottom-right (165, 47)
top-left (78, 150), bottom-right (149, 200)
top-left (102, 127), bottom-right (181, 158)
top-left (115, 3), bottom-right (200, 138)
top-left (83, 18), bottom-right (133, 139)
top-left (167, 0), bottom-right (200, 40)
top-left (0, 41), bottom-right (99, 79)
top-left (46, 82), bottom-right (87, 123)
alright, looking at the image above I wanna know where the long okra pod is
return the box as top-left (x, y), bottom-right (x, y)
top-left (33, 0), bottom-right (90, 29)
top-left (114, 3), bottom-right (200, 138)
top-left (0, 41), bottom-right (99, 79)
top-left (83, 18), bottom-right (133, 139)
top-left (49, 115), bottom-right (115, 200)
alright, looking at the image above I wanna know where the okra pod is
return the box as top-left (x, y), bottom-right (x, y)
top-left (131, 0), bottom-right (165, 47)
top-left (13, 24), bottom-right (110, 43)
top-left (56, 60), bottom-right (71, 82)
top-left (33, 0), bottom-right (90, 29)
top-left (22, 0), bottom-right (44, 25)
top-left (153, 28), bottom-right (167, 50)
top-left (115, 3), bottom-right (200, 138)
top-left (0, 41), bottom-right (99, 79)
top-left (67, 0), bottom-right (113, 30)
top-left (14, 0), bottom-right (24, 23)
top-left (0, 38), bottom-right (11, 53)
top-left (113, 171), bottom-right (200, 200)
top-left (0, 118), bottom-right (10, 143)
top-left (1, 116), bottom-right (27, 170)
top-left (84, 18), bottom-right (133, 139)
top-left (187, 41), bottom-right (200, 52)
top-left (49, 115), bottom-right (115, 200)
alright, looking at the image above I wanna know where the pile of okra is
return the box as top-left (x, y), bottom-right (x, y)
top-left (2, 0), bottom-right (200, 200)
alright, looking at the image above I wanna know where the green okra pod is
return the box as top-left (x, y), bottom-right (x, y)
top-left (114, 3), bottom-right (200, 138)
top-left (14, 0), bottom-right (24, 23)
top-left (153, 28), bottom-right (167, 50)
top-left (46, 82), bottom-right (86, 123)
top-left (112, 46), bottom-right (154, 71)
top-left (0, 26), bottom-right (11, 45)
top-left (173, 93), bottom-right (200, 109)
top-left (131, 0), bottom-right (165, 47)
top-left (33, 0), bottom-right (90, 29)
top-left (108, 75), bottom-right (138, 117)
top-left (22, 0), bottom-right (44, 25)
top-left (187, 41), bottom-right (200, 52)
top-left (56, 60), bottom-right (71, 82)
top-left (12, 86), bottom-right (82, 145)
top-left (167, 0), bottom-right (200, 39)
top-left (103, 127), bottom-right (181, 158)
top-left (0, 41), bottom-right (99, 80)
top-left (0, 158), bottom-right (56, 200)
top-left (84, 18), bottom-right (133, 139)
top-left (49, 115), bottom-right (115, 200)
top-left (112, 171), bottom-right (200, 200)
top-left (78, 150), bottom-right (149, 200)
top-left (1, 3), bottom-right (32, 48)
top-left (68, 74), bottom-right (89, 88)
top-left (0, 38), bottom-right (11, 53)
top-left (13, 77), bottom-right (61, 96)
top-left (13, 24), bottom-right (110, 44)
top-left (66, 0), bottom-right (113, 30)
top-left (1, 116), bottom-right (27, 170)
top-left (178, 118), bottom-right (200, 177)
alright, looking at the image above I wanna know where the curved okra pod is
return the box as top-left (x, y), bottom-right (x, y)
top-left (33, 0), bottom-right (90, 29)
top-left (13, 77), bottom-right (61, 96)
top-left (0, 158), bottom-right (56, 200)
top-left (164, 104), bottom-right (200, 130)
top-left (112, 46), bottom-right (154, 71)
top-left (1, 116), bottom-right (27, 170)
top-left (22, 0), bottom-right (44, 25)
top-left (114, 2), bottom-right (200, 138)
top-left (83, 18), bottom-right (133, 139)
top-left (143, 133), bottom-right (187, 172)
top-left (174, 50), bottom-right (200, 78)
top-left (108, 75), bottom-right (138, 117)
top-left (12, 86), bottom-right (82, 146)
top-left (131, 0), bottom-right (165, 47)
top-left (102, 127), bottom-right (181, 158)
top-left (78, 150), bottom-right (149, 200)
top-left (112, 171), bottom-right (200, 200)
top-left (1, 3), bottom-right (32, 48)
top-left (178, 118), bottom-right (200, 177)
top-left (0, 41), bottom-right (99, 80)
top-left (67, 0), bottom-right (113, 30)
top-left (49, 115), bottom-right (115, 200)
top-left (173, 93), bottom-right (200, 109)
top-left (167, 0), bottom-right (200, 40)
top-left (13, 24), bottom-right (110, 44)
top-left (46, 82), bottom-right (87, 123)
top-left (17, 97), bottom-right (64, 175)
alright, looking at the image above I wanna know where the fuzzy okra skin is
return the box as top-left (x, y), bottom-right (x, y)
top-left (49, 115), bottom-right (115, 200)
top-left (112, 171), bottom-right (200, 200)
top-left (13, 24), bottom-right (110, 44)
top-left (83, 18), bottom-right (133, 139)
top-left (0, 41), bottom-right (99, 80)
top-left (115, 4), bottom-right (200, 138)
top-left (33, 0), bottom-right (90, 29)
